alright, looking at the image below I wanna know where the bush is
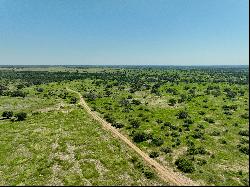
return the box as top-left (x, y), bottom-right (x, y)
top-left (149, 151), bottom-right (159, 158)
top-left (143, 170), bottom-right (155, 179)
top-left (192, 130), bottom-right (204, 139)
top-left (198, 111), bottom-right (205, 115)
top-left (204, 117), bottom-right (215, 123)
top-left (175, 157), bottom-right (195, 173)
top-left (129, 119), bottom-right (140, 128)
top-left (103, 114), bottom-right (115, 124)
top-left (197, 158), bottom-right (207, 166)
top-left (241, 113), bottom-right (249, 119)
top-left (70, 96), bottom-right (77, 104)
top-left (36, 87), bottom-right (44, 92)
top-left (2, 111), bottom-right (13, 119)
top-left (177, 111), bottom-right (188, 119)
top-left (169, 98), bottom-right (177, 106)
top-left (238, 145), bottom-right (249, 155)
top-left (132, 132), bottom-right (148, 143)
top-left (184, 119), bottom-right (194, 125)
top-left (160, 146), bottom-right (172, 154)
top-left (15, 112), bottom-right (27, 121)
top-left (187, 146), bottom-right (207, 155)
top-left (132, 99), bottom-right (141, 105)
top-left (239, 130), bottom-right (249, 137)
top-left (151, 137), bottom-right (164, 146)
top-left (210, 131), bottom-right (220, 136)
top-left (111, 122), bottom-right (124, 128)
top-left (10, 90), bottom-right (26, 97)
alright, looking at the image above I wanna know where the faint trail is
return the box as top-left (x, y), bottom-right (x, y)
top-left (67, 87), bottom-right (198, 186)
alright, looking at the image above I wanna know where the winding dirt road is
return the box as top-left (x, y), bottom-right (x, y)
top-left (67, 88), bottom-right (198, 186)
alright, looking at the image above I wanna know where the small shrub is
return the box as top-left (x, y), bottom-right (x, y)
top-left (143, 170), bottom-right (155, 179)
top-left (169, 98), bottom-right (177, 106)
top-left (210, 131), bottom-right (220, 136)
top-left (177, 111), bottom-right (188, 119)
top-left (151, 137), bottom-right (164, 146)
top-left (198, 111), bottom-right (205, 115)
top-left (2, 111), bottom-right (13, 119)
top-left (160, 146), bottom-right (172, 154)
top-left (204, 117), bottom-right (215, 123)
top-left (70, 96), bottom-right (77, 104)
top-left (132, 132), bottom-right (148, 143)
top-left (184, 119), bottom-right (194, 125)
top-left (175, 157), bottom-right (195, 173)
top-left (111, 122), bottom-right (124, 128)
top-left (149, 151), bottom-right (159, 158)
top-left (36, 87), bottom-right (44, 92)
top-left (239, 130), bottom-right (249, 137)
top-left (130, 119), bottom-right (140, 128)
top-left (197, 158), bottom-right (207, 166)
top-left (238, 145), bottom-right (249, 155)
top-left (241, 113), bottom-right (249, 119)
top-left (15, 112), bottom-right (27, 121)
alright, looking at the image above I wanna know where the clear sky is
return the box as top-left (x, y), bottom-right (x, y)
top-left (0, 0), bottom-right (249, 65)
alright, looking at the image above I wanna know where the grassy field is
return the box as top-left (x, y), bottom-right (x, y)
top-left (0, 66), bottom-right (248, 186)
top-left (0, 83), bottom-right (166, 186)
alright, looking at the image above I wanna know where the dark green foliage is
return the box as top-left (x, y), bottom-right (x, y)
top-left (151, 137), bottom-right (164, 146)
top-left (210, 131), bottom-right (221, 136)
top-left (15, 112), bottom-right (27, 121)
top-left (239, 130), bottom-right (249, 136)
top-left (187, 146), bottom-right (207, 155)
top-left (196, 158), bottom-right (207, 166)
top-left (131, 99), bottom-right (141, 105)
top-left (237, 145), bottom-right (249, 155)
top-left (132, 131), bottom-right (148, 143)
top-left (103, 114), bottom-right (115, 124)
top-left (204, 117), bottom-right (215, 123)
top-left (36, 87), bottom-right (44, 92)
top-left (169, 98), bottom-right (177, 106)
top-left (143, 170), bottom-right (155, 179)
top-left (2, 111), bottom-right (13, 119)
top-left (84, 92), bottom-right (98, 101)
top-left (10, 90), bottom-right (26, 97)
top-left (177, 110), bottom-right (188, 119)
top-left (149, 151), bottom-right (159, 158)
top-left (129, 119), bottom-right (140, 128)
top-left (184, 119), bottom-right (194, 125)
top-left (175, 157), bottom-right (195, 173)
top-left (198, 111), bottom-right (205, 115)
top-left (70, 96), bottom-right (77, 104)
top-left (240, 113), bottom-right (249, 119)
top-left (160, 146), bottom-right (172, 154)
top-left (192, 130), bottom-right (204, 139)
top-left (111, 122), bottom-right (124, 128)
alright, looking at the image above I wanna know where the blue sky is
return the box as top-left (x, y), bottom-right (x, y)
top-left (0, 0), bottom-right (249, 65)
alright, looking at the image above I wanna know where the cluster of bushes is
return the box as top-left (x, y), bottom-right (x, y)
top-left (175, 157), bottom-right (195, 173)
top-left (130, 156), bottom-right (155, 179)
top-left (103, 114), bottom-right (115, 124)
top-left (160, 146), bottom-right (172, 154)
top-left (187, 145), bottom-right (207, 155)
top-left (2, 111), bottom-right (27, 121)
top-left (176, 110), bottom-right (188, 119)
top-left (222, 105), bottom-right (238, 111)
top-left (204, 117), bottom-right (215, 123)
top-left (111, 122), bottom-right (124, 128)
top-left (131, 131), bottom-right (151, 143)
top-left (191, 129), bottom-right (205, 139)
top-left (237, 144), bottom-right (249, 155)
top-left (149, 151), bottom-right (159, 158)
top-left (239, 130), bottom-right (249, 137)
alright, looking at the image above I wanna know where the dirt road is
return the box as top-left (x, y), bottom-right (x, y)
top-left (67, 88), bottom-right (198, 186)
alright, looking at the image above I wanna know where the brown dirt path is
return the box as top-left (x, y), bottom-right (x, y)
top-left (67, 87), bottom-right (199, 186)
